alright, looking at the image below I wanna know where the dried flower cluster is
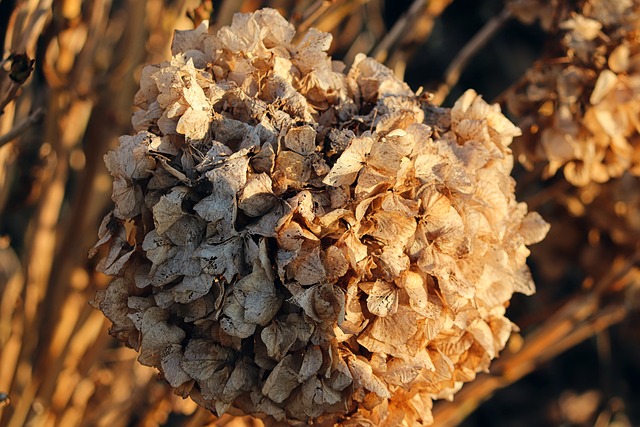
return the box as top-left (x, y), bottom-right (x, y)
top-left (91, 9), bottom-right (548, 425)
top-left (507, 0), bottom-right (640, 186)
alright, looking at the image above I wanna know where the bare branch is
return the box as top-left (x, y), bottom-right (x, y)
top-left (0, 109), bottom-right (43, 148)
top-left (433, 8), bottom-right (512, 105)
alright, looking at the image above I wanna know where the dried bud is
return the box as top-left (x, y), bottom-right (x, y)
top-left (0, 392), bottom-right (10, 408)
top-left (92, 8), bottom-right (548, 425)
top-left (8, 52), bottom-right (35, 84)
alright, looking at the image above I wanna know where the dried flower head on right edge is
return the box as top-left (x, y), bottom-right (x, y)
top-left (507, 0), bottom-right (640, 186)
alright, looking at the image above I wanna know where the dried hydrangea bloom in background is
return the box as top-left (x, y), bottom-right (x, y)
top-left (507, 0), bottom-right (640, 186)
top-left (91, 8), bottom-right (548, 426)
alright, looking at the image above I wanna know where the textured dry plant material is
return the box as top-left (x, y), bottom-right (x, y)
top-left (507, 0), bottom-right (640, 186)
top-left (91, 9), bottom-right (548, 426)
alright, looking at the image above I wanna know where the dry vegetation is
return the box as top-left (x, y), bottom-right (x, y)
top-left (0, 1), bottom-right (639, 426)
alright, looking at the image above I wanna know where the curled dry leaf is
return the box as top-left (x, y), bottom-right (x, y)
top-left (93, 8), bottom-right (548, 426)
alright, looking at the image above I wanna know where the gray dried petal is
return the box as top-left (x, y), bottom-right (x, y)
top-left (150, 246), bottom-right (201, 286)
top-left (194, 236), bottom-right (244, 282)
top-left (238, 173), bottom-right (278, 217)
top-left (139, 307), bottom-right (186, 366)
top-left (233, 267), bottom-right (281, 326)
top-left (152, 187), bottom-right (190, 235)
top-left (284, 125), bottom-right (317, 155)
top-left (161, 344), bottom-right (191, 387)
top-left (181, 339), bottom-right (235, 381)
top-left (262, 355), bottom-right (301, 403)
top-left (261, 318), bottom-right (298, 361)
top-left (222, 357), bottom-right (258, 402)
top-left (298, 345), bottom-right (323, 382)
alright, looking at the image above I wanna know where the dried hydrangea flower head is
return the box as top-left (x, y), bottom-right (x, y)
top-left (91, 8), bottom-right (548, 426)
top-left (507, 0), bottom-right (640, 186)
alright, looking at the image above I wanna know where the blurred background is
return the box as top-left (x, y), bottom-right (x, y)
top-left (0, 0), bottom-right (639, 426)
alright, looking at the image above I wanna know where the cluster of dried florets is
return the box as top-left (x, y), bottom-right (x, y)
top-left (507, 0), bottom-right (640, 186)
top-left (91, 8), bottom-right (548, 426)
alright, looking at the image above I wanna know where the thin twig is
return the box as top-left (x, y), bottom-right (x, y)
top-left (0, 108), bottom-right (43, 148)
top-left (311, 0), bottom-right (365, 34)
top-left (384, 0), bottom-right (453, 78)
top-left (0, 81), bottom-right (20, 117)
top-left (0, 0), bottom-right (52, 114)
top-left (370, 0), bottom-right (427, 64)
top-left (432, 8), bottom-right (512, 105)
top-left (15, 0), bottom-right (54, 55)
top-left (294, 0), bottom-right (332, 35)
